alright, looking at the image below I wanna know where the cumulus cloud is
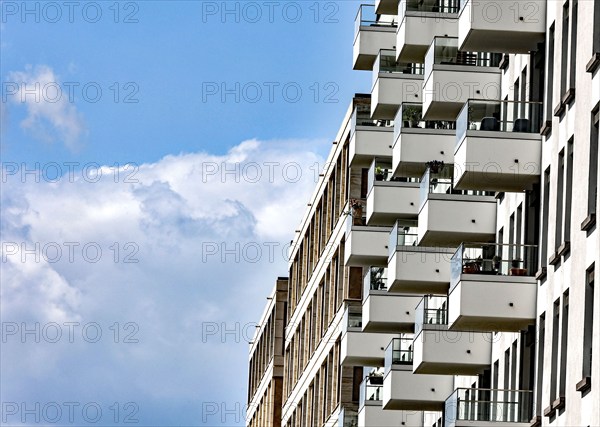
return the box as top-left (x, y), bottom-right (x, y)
top-left (0, 139), bottom-right (326, 425)
top-left (5, 65), bottom-right (87, 151)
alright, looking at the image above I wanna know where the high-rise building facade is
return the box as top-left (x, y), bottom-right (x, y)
top-left (247, 1), bottom-right (599, 426)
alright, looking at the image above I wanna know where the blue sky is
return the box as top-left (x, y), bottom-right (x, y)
top-left (1, 1), bottom-right (369, 426)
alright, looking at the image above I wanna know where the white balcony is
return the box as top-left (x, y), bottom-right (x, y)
top-left (366, 160), bottom-right (420, 226)
top-left (359, 375), bottom-right (425, 427)
top-left (362, 268), bottom-right (422, 333)
top-left (458, 0), bottom-right (546, 54)
top-left (345, 213), bottom-right (391, 266)
top-left (445, 388), bottom-right (534, 427)
top-left (392, 103), bottom-right (456, 178)
top-left (354, 5), bottom-right (397, 71)
top-left (396, 0), bottom-right (459, 63)
top-left (412, 296), bottom-right (492, 375)
top-left (453, 100), bottom-right (542, 192)
top-left (447, 243), bottom-right (538, 332)
top-left (383, 338), bottom-right (455, 411)
top-left (349, 106), bottom-right (395, 168)
top-left (417, 167), bottom-right (497, 246)
top-left (376, 0), bottom-right (399, 16)
top-left (341, 309), bottom-right (397, 367)
top-left (372, 50), bottom-right (424, 119)
top-left (387, 222), bottom-right (454, 293)
top-left (422, 37), bottom-right (502, 121)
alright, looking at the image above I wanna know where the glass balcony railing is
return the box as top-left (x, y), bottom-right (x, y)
top-left (415, 295), bottom-right (448, 335)
top-left (389, 219), bottom-right (419, 258)
top-left (338, 406), bottom-right (359, 427)
top-left (450, 243), bottom-right (539, 291)
top-left (400, 0), bottom-right (460, 22)
top-left (394, 103), bottom-right (456, 140)
top-left (355, 4), bottom-right (397, 40)
top-left (346, 308), bottom-right (363, 330)
top-left (368, 158), bottom-right (419, 192)
top-left (456, 100), bottom-right (544, 145)
top-left (424, 37), bottom-right (501, 78)
top-left (445, 388), bottom-right (533, 424)
top-left (373, 50), bottom-right (424, 88)
top-left (385, 337), bottom-right (414, 369)
top-left (351, 105), bottom-right (394, 132)
top-left (419, 166), bottom-right (494, 208)
top-left (364, 267), bottom-right (388, 297)
top-left (359, 376), bottom-right (384, 407)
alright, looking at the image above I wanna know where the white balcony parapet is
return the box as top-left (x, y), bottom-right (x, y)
top-left (387, 220), bottom-right (455, 294)
top-left (448, 243), bottom-right (538, 332)
top-left (345, 210), bottom-right (391, 266)
top-left (392, 103), bottom-right (456, 178)
top-left (397, 0), bottom-right (459, 63)
top-left (341, 307), bottom-right (398, 366)
top-left (349, 104), bottom-right (395, 168)
top-left (458, 0), bottom-right (546, 54)
top-left (417, 166), bottom-right (497, 246)
top-left (372, 50), bottom-right (424, 119)
top-left (412, 296), bottom-right (492, 375)
top-left (422, 37), bottom-right (502, 121)
top-left (382, 337), bottom-right (455, 411)
top-left (445, 387), bottom-right (534, 427)
top-left (354, 5), bottom-right (397, 70)
top-left (366, 158), bottom-right (420, 226)
top-left (454, 100), bottom-right (543, 192)
top-left (362, 267), bottom-right (422, 333)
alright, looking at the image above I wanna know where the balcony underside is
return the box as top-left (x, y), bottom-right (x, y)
top-left (375, 0), bottom-right (398, 15)
top-left (460, 29), bottom-right (545, 54)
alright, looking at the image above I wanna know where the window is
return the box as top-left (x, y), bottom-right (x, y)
top-left (568, 0), bottom-right (578, 92)
top-left (546, 23), bottom-right (555, 121)
top-left (582, 265), bottom-right (595, 382)
top-left (536, 313), bottom-right (545, 416)
top-left (560, 2), bottom-right (569, 99)
top-left (584, 107), bottom-right (599, 229)
top-left (590, 0), bottom-right (600, 72)
top-left (564, 139), bottom-right (573, 247)
top-left (541, 168), bottom-right (551, 271)
top-left (559, 290), bottom-right (569, 402)
top-left (555, 150), bottom-right (565, 254)
top-left (550, 299), bottom-right (560, 403)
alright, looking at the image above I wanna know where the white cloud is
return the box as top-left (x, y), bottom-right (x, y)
top-left (6, 65), bottom-right (87, 151)
top-left (0, 139), bottom-right (326, 425)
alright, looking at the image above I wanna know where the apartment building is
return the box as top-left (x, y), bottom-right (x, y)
top-left (247, 1), bottom-right (599, 426)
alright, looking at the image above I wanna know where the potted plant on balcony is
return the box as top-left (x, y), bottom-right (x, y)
top-left (375, 166), bottom-right (385, 181)
top-left (510, 258), bottom-right (527, 276)
top-left (403, 105), bottom-right (422, 128)
top-left (350, 199), bottom-right (364, 226)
